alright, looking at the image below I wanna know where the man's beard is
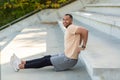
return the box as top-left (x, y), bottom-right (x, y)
top-left (65, 23), bottom-right (72, 28)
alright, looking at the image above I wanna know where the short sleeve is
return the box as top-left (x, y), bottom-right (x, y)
top-left (68, 25), bottom-right (78, 34)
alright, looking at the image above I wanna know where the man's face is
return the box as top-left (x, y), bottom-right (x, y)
top-left (63, 15), bottom-right (72, 28)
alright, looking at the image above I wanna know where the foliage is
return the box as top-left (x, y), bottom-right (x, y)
top-left (0, 0), bottom-right (75, 27)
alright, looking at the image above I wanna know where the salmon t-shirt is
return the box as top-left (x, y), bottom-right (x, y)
top-left (64, 24), bottom-right (80, 59)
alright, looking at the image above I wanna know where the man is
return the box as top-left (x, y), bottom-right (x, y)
top-left (10, 14), bottom-right (88, 72)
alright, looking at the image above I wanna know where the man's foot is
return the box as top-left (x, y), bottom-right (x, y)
top-left (10, 54), bottom-right (21, 72)
top-left (13, 54), bottom-right (21, 64)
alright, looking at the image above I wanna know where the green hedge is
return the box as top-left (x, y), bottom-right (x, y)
top-left (0, 0), bottom-right (76, 27)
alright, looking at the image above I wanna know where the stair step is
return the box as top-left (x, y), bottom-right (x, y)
top-left (1, 23), bottom-right (91, 80)
top-left (58, 20), bottom-right (120, 80)
top-left (72, 11), bottom-right (120, 27)
top-left (86, 3), bottom-right (120, 7)
top-left (72, 11), bottom-right (120, 39)
top-left (97, 0), bottom-right (120, 3)
top-left (84, 3), bottom-right (120, 16)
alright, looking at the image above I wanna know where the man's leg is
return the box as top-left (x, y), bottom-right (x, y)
top-left (19, 55), bottom-right (52, 69)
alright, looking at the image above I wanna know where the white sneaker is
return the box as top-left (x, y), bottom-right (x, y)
top-left (13, 54), bottom-right (21, 64)
top-left (10, 54), bottom-right (21, 72)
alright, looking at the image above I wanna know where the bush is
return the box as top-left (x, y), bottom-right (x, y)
top-left (0, 0), bottom-right (76, 27)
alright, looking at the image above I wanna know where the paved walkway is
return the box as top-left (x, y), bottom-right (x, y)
top-left (1, 23), bottom-right (91, 80)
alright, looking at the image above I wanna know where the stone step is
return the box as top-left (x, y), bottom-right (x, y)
top-left (58, 20), bottom-right (120, 80)
top-left (97, 0), bottom-right (120, 3)
top-left (71, 11), bottom-right (120, 39)
top-left (1, 23), bottom-right (91, 80)
top-left (0, 11), bottom-right (41, 50)
top-left (86, 3), bottom-right (120, 7)
top-left (85, 3), bottom-right (120, 16)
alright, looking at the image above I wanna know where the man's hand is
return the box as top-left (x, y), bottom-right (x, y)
top-left (76, 27), bottom-right (88, 50)
top-left (78, 45), bottom-right (86, 50)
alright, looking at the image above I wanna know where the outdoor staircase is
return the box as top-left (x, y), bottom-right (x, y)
top-left (1, 0), bottom-right (120, 80)
top-left (1, 15), bottom-right (91, 80)
top-left (0, 1), bottom-right (92, 80)
top-left (58, 0), bottom-right (120, 80)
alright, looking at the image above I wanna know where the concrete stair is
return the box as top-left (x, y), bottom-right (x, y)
top-left (58, 20), bottom-right (120, 80)
top-left (65, 1), bottom-right (120, 79)
top-left (1, 0), bottom-right (120, 80)
top-left (96, 0), bottom-right (120, 3)
top-left (0, 11), bottom-right (41, 50)
top-left (72, 11), bottom-right (120, 39)
top-left (1, 22), bottom-right (91, 80)
top-left (85, 3), bottom-right (120, 16)
top-left (83, 0), bottom-right (120, 16)
top-left (84, 0), bottom-right (120, 16)
top-left (0, 0), bottom-right (93, 51)
top-left (0, 1), bottom-right (93, 79)
top-left (58, 1), bottom-right (120, 79)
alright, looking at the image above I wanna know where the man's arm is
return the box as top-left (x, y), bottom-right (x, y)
top-left (76, 27), bottom-right (88, 49)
